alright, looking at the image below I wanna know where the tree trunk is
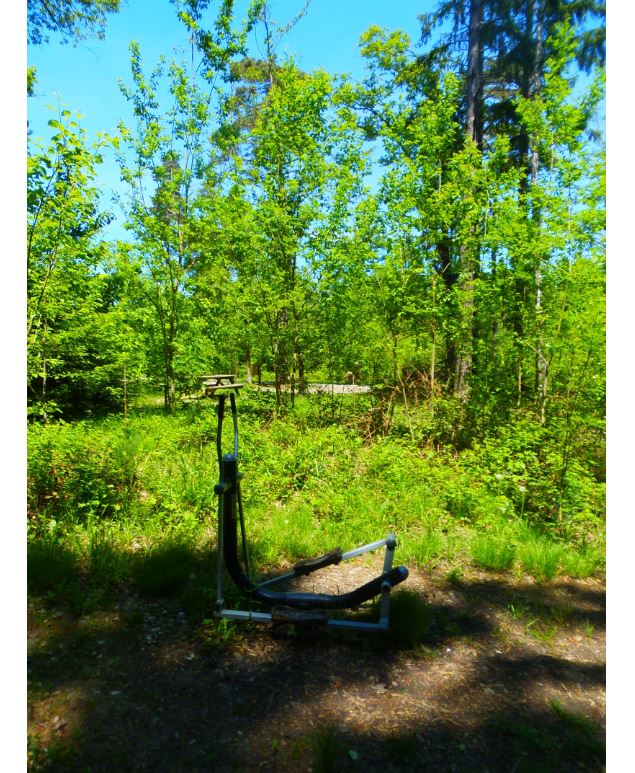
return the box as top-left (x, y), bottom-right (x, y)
top-left (455, 0), bottom-right (484, 402)
top-left (436, 238), bottom-right (457, 385)
top-left (165, 343), bottom-right (176, 413)
top-left (298, 352), bottom-right (305, 393)
top-left (123, 363), bottom-right (128, 419)
top-left (531, 0), bottom-right (548, 424)
top-left (273, 335), bottom-right (283, 408)
top-left (41, 319), bottom-right (48, 425)
top-left (466, 0), bottom-right (484, 150)
top-left (454, 269), bottom-right (474, 401)
top-left (164, 309), bottom-right (178, 412)
top-left (245, 348), bottom-right (252, 383)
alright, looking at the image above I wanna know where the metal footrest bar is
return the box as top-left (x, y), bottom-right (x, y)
top-left (215, 607), bottom-right (392, 632)
top-left (255, 534), bottom-right (397, 591)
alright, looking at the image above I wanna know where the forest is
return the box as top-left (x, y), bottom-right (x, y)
top-left (27, 1), bottom-right (607, 769)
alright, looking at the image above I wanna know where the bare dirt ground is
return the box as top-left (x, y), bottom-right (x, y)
top-left (28, 556), bottom-right (605, 772)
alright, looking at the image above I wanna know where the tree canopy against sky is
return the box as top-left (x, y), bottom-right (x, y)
top-left (25, 0), bottom-right (606, 427)
top-left (27, 0), bottom-right (123, 46)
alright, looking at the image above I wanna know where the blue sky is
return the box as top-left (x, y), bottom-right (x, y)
top-left (26, 0), bottom-right (607, 246)
top-left (27, 0), bottom-right (433, 239)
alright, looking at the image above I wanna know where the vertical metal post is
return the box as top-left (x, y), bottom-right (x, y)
top-left (228, 391), bottom-right (249, 575)
top-left (216, 395), bottom-right (226, 470)
top-left (215, 492), bottom-right (225, 613)
top-left (214, 395), bottom-right (226, 614)
top-left (380, 534), bottom-right (397, 628)
top-left (236, 480), bottom-right (250, 577)
top-left (383, 533), bottom-right (397, 573)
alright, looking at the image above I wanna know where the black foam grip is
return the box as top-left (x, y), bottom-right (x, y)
top-left (293, 548), bottom-right (343, 576)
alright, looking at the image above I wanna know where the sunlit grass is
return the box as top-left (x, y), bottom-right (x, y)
top-left (560, 546), bottom-right (604, 578)
top-left (517, 537), bottom-right (563, 582)
top-left (471, 534), bottom-right (516, 571)
top-left (27, 399), bottom-right (605, 612)
top-left (409, 529), bottom-right (445, 566)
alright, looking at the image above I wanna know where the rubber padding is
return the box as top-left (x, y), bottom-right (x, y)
top-left (293, 548), bottom-right (343, 576)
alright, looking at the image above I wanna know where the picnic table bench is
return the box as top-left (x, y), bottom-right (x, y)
top-left (201, 374), bottom-right (244, 396)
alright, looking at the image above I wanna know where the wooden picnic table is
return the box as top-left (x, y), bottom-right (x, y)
top-left (201, 374), bottom-right (244, 396)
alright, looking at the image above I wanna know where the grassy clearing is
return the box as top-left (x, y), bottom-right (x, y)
top-left (27, 392), bottom-right (605, 613)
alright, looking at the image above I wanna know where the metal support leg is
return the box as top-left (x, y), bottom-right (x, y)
top-left (214, 493), bottom-right (225, 615)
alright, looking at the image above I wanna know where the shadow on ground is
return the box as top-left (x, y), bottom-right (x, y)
top-left (28, 550), bottom-right (605, 772)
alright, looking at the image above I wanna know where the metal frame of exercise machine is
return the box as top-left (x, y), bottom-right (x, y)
top-left (212, 385), bottom-right (409, 632)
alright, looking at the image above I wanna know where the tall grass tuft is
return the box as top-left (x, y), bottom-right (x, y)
top-left (560, 547), bottom-right (604, 578)
top-left (517, 537), bottom-right (563, 581)
top-left (471, 534), bottom-right (516, 572)
top-left (133, 540), bottom-right (197, 596)
top-left (27, 539), bottom-right (78, 593)
top-left (87, 530), bottom-right (133, 587)
top-left (386, 589), bottom-right (433, 647)
top-left (311, 726), bottom-right (341, 773)
top-left (406, 529), bottom-right (444, 567)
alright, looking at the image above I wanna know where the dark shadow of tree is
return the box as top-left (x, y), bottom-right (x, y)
top-left (28, 545), bottom-right (605, 772)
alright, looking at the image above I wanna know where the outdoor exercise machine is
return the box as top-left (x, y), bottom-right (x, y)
top-left (211, 383), bottom-right (409, 632)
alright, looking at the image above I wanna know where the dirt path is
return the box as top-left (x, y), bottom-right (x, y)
top-left (28, 561), bottom-right (605, 772)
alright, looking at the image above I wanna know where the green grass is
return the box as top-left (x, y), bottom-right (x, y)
top-left (27, 539), bottom-right (78, 593)
top-left (87, 529), bottom-right (134, 587)
top-left (549, 699), bottom-right (605, 756)
top-left (311, 726), bottom-right (341, 773)
top-left (402, 528), bottom-right (445, 567)
top-left (200, 618), bottom-right (244, 651)
top-left (470, 534), bottom-right (516, 572)
top-left (492, 703), bottom-right (605, 768)
top-left (27, 398), bottom-right (605, 608)
top-left (517, 537), bottom-right (563, 582)
top-left (445, 566), bottom-right (464, 585)
top-left (133, 541), bottom-right (198, 596)
top-left (582, 618), bottom-right (595, 637)
top-left (560, 546), bottom-right (604, 578)
top-left (525, 619), bottom-right (558, 644)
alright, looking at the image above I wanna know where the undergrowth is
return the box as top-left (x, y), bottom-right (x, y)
top-left (27, 392), bottom-right (605, 605)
